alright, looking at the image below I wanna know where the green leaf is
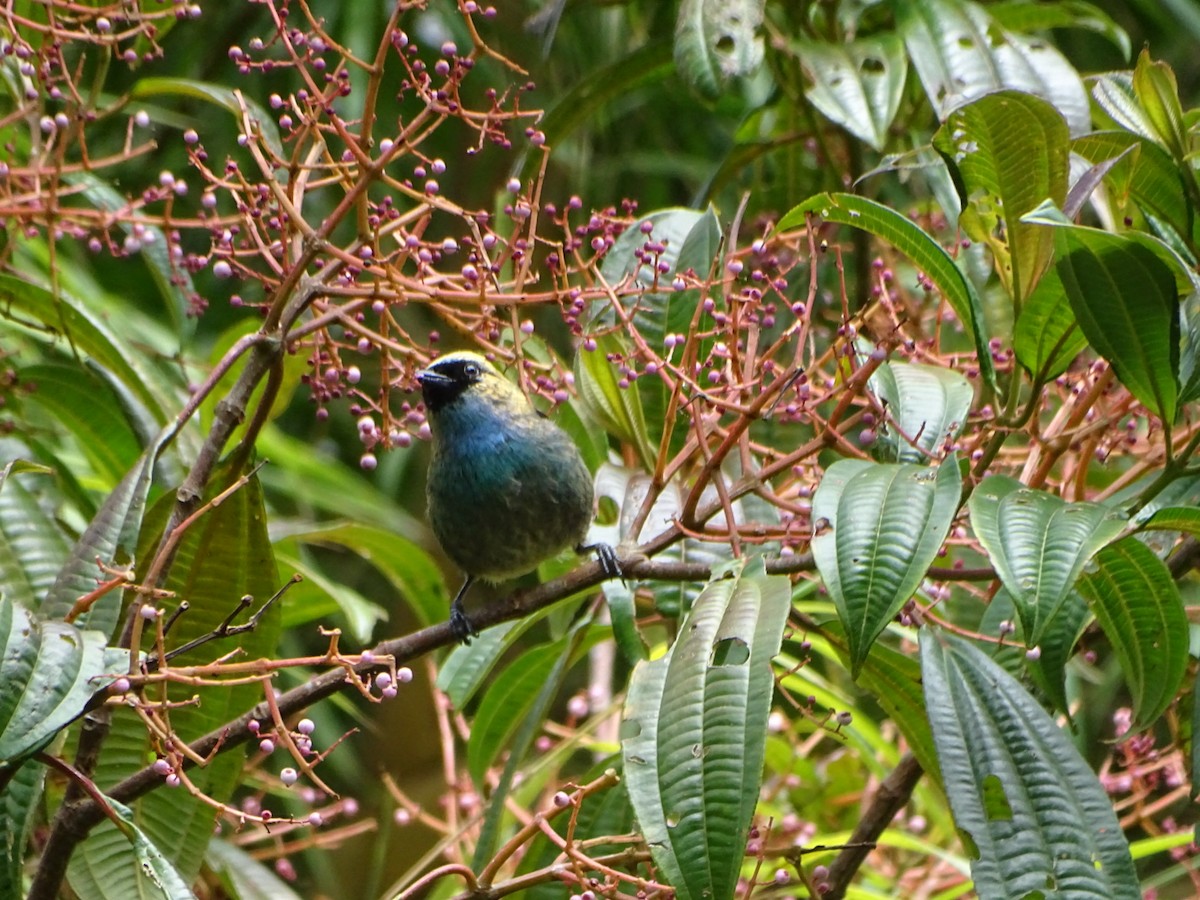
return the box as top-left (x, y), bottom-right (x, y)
top-left (468, 637), bottom-right (589, 786)
top-left (575, 335), bottom-right (656, 471)
top-left (288, 523), bottom-right (446, 628)
top-left (621, 558), bottom-right (789, 900)
top-left (19, 364), bottom-right (142, 487)
top-left (1139, 505), bottom-right (1200, 536)
top-left (921, 631), bottom-right (1140, 900)
top-left (790, 35), bottom-right (908, 151)
top-left (0, 471), bottom-right (71, 611)
top-left (812, 458), bottom-right (961, 676)
top-left (674, 0), bottom-right (765, 99)
top-left (0, 274), bottom-right (165, 420)
top-left (988, 0), bottom-right (1131, 58)
top-left (0, 760), bottom-right (44, 897)
top-left (868, 361), bottom-right (973, 463)
top-left (776, 192), bottom-right (996, 390)
top-left (1132, 50), bottom-right (1189, 163)
top-left (206, 838), bottom-right (304, 900)
top-left (1013, 261), bottom-right (1087, 379)
top-left (933, 91), bottom-right (1070, 304)
top-left (68, 797), bottom-right (197, 900)
top-left (968, 476), bottom-right (1127, 645)
top-left (898, 0), bottom-right (1089, 134)
top-left (1040, 221), bottom-right (1181, 422)
top-left (42, 438), bottom-right (168, 636)
top-left (1025, 589), bottom-right (1089, 714)
top-left (0, 598), bottom-right (115, 768)
top-left (1078, 538), bottom-right (1189, 729)
top-left (596, 207), bottom-right (722, 461)
top-left (436, 621), bottom-right (520, 709)
top-left (1073, 132), bottom-right (1194, 252)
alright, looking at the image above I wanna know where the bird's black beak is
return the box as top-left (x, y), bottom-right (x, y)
top-left (416, 368), bottom-right (460, 412)
top-left (415, 369), bottom-right (453, 388)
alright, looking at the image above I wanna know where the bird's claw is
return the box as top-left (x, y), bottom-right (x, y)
top-left (580, 542), bottom-right (626, 587)
top-left (449, 602), bottom-right (479, 645)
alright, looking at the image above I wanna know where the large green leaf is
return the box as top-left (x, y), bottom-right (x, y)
top-left (968, 476), bottom-right (1126, 645)
top-left (898, 0), bottom-right (1089, 134)
top-left (18, 364), bottom-right (142, 487)
top-left (0, 760), bottom-right (44, 897)
top-left (811, 458), bottom-right (962, 676)
top-left (921, 631), bottom-right (1139, 899)
top-left (776, 193), bottom-right (996, 390)
top-left (868, 361), bottom-right (973, 463)
top-left (1078, 538), bottom-right (1189, 729)
top-left (790, 35), bottom-right (907, 151)
top-left (0, 598), bottom-right (115, 767)
top-left (42, 437), bottom-right (168, 636)
top-left (621, 558), bottom-right (789, 900)
top-left (69, 471), bottom-right (280, 896)
top-left (934, 91), bottom-right (1069, 305)
top-left (673, 0), bottom-right (764, 99)
top-left (1035, 220), bottom-right (1181, 422)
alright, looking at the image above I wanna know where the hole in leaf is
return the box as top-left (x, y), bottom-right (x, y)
top-left (711, 636), bottom-right (749, 666)
top-left (619, 718), bottom-right (642, 740)
top-left (957, 827), bottom-right (980, 859)
top-left (861, 56), bottom-right (885, 74)
top-left (716, 34), bottom-right (735, 53)
top-left (982, 773), bottom-right (1013, 821)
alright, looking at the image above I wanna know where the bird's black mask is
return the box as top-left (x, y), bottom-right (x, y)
top-left (417, 357), bottom-right (484, 412)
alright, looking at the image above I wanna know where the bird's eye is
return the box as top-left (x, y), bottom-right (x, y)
top-left (464, 363), bottom-right (479, 378)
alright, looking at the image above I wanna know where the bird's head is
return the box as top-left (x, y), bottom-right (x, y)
top-left (417, 351), bottom-right (520, 415)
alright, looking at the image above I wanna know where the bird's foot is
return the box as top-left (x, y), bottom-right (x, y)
top-left (449, 601), bottom-right (479, 645)
top-left (579, 542), bottom-right (626, 586)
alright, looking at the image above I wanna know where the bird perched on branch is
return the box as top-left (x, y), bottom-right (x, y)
top-left (417, 350), bottom-right (621, 643)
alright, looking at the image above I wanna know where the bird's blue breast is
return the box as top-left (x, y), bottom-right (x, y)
top-left (425, 393), bottom-right (594, 580)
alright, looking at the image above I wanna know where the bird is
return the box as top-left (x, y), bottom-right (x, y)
top-left (416, 350), bottom-right (621, 643)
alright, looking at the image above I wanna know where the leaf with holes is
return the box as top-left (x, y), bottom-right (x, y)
top-left (790, 35), bottom-right (907, 151)
top-left (921, 630), bottom-right (1139, 899)
top-left (674, 0), bottom-right (765, 99)
top-left (621, 558), bottom-right (789, 900)
top-left (812, 457), bottom-right (962, 676)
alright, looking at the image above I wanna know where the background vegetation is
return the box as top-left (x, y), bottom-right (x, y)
top-left (4, 0), bottom-right (1200, 897)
